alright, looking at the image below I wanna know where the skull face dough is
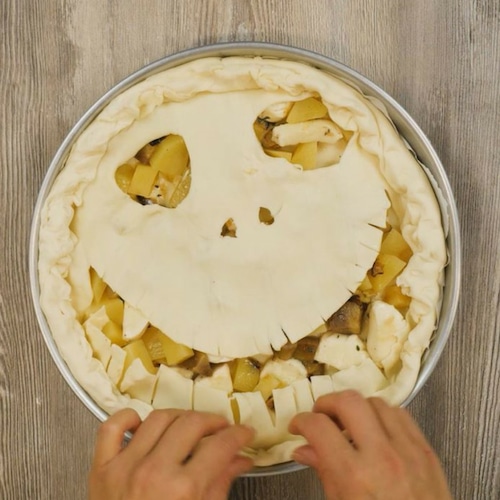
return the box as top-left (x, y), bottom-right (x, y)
top-left (73, 89), bottom-right (390, 357)
top-left (38, 56), bottom-right (446, 465)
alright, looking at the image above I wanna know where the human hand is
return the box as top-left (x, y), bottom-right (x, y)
top-left (289, 390), bottom-right (452, 500)
top-left (89, 408), bottom-right (254, 500)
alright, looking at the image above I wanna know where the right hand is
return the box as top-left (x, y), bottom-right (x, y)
top-left (289, 390), bottom-right (452, 500)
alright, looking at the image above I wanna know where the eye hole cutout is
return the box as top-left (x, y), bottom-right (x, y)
top-left (259, 207), bottom-right (274, 225)
top-left (221, 218), bottom-right (237, 238)
top-left (253, 97), bottom-right (349, 171)
top-left (114, 134), bottom-right (191, 209)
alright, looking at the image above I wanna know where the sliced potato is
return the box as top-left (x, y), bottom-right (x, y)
top-left (158, 331), bottom-right (194, 366)
top-left (291, 142), bottom-right (317, 170)
top-left (102, 285), bottom-right (118, 300)
top-left (380, 228), bottom-right (413, 262)
top-left (383, 285), bottom-right (412, 309)
top-left (142, 326), bottom-right (167, 362)
top-left (167, 172), bottom-right (191, 208)
top-left (369, 254), bottom-right (407, 293)
top-left (357, 275), bottom-right (373, 292)
top-left (104, 297), bottom-right (124, 325)
top-left (102, 321), bottom-right (126, 347)
top-left (357, 275), bottom-right (376, 303)
top-left (254, 374), bottom-right (281, 401)
top-left (123, 339), bottom-right (156, 375)
top-left (114, 164), bottom-right (135, 193)
top-left (127, 164), bottom-right (158, 197)
top-left (264, 149), bottom-right (293, 161)
top-left (233, 358), bottom-right (260, 392)
top-left (150, 135), bottom-right (189, 180)
top-left (90, 268), bottom-right (107, 304)
top-left (122, 302), bottom-right (149, 341)
top-left (230, 397), bottom-right (240, 424)
top-left (286, 97), bottom-right (328, 123)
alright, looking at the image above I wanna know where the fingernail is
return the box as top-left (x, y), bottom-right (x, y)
top-left (288, 412), bottom-right (306, 434)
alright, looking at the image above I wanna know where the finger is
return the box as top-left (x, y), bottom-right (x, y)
top-left (124, 409), bottom-right (185, 461)
top-left (368, 397), bottom-right (408, 441)
top-left (150, 411), bottom-right (230, 464)
top-left (93, 409), bottom-right (141, 467)
top-left (367, 398), bottom-right (418, 445)
top-left (289, 411), bottom-right (354, 462)
top-left (313, 390), bottom-right (389, 450)
top-left (187, 425), bottom-right (255, 483)
top-left (292, 444), bottom-right (320, 468)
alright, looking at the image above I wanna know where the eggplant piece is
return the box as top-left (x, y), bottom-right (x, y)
top-left (326, 296), bottom-right (366, 335)
top-left (302, 360), bottom-right (325, 377)
top-left (180, 351), bottom-right (213, 377)
top-left (294, 336), bottom-right (320, 362)
top-left (276, 341), bottom-right (297, 360)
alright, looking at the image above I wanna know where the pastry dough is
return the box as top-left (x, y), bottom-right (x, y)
top-left (38, 56), bottom-right (447, 466)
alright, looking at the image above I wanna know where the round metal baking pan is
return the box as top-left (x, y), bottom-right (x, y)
top-left (29, 42), bottom-right (461, 477)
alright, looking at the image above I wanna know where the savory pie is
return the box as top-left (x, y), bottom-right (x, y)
top-left (38, 56), bottom-right (447, 466)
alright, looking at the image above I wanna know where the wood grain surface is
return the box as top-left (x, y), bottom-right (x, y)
top-left (1, 0), bottom-right (499, 498)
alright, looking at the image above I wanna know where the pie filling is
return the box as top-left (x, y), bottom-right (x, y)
top-left (81, 96), bottom-right (412, 416)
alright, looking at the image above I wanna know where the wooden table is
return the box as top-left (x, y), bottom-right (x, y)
top-left (2, 1), bottom-right (499, 498)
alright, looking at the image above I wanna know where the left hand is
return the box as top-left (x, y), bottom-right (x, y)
top-left (88, 408), bottom-right (254, 500)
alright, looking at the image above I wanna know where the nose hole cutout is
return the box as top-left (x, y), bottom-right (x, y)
top-left (221, 218), bottom-right (237, 238)
top-left (259, 207), bottom-right (274, 225)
